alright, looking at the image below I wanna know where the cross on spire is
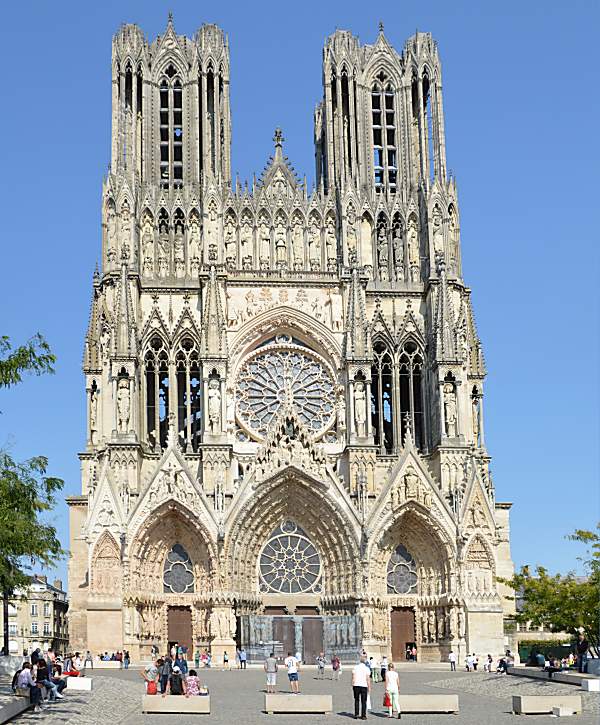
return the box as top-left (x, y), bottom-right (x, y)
top-left (378, 20), bottom-right (384, 34)
top-left (273, 127), bottom-right (284, 148)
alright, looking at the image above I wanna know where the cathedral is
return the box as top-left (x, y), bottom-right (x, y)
top-left (67, 16), bottom-right (515, 663)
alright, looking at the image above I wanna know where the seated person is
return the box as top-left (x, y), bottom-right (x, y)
top-left (496, 658), bottom-right (508, 673)
top-left (162, 665), bottom-right (186, 697)
top-left (51, 664), bottom-right (68, 693)
top-left (185, 669), bottom-right (202, 697)
top-left (174, 655), bottom-right (188, 676)
top-left (16, 662), bottom-right (44, 713)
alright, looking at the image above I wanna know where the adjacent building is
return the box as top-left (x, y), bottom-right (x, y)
top-left (68, 17), bottom-right (515, 663)
top-left (1, 576), bottom-right (68, 656)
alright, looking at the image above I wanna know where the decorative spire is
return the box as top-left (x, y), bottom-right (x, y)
top-left (344, 269), bottom-right (370, 360)
top-left (273, 127), bottom-right (284, 162)
top-left (167, 11), bottom-right (174, 28)
top-left (114, 255), bottom-right (136, 357)
top-left (202, 267), bottom-right (227, 358)
top-left (434, 255), bottom-right (457, 361)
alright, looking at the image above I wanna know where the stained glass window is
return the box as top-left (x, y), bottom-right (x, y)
top-left (259, 521), bottom-right (322, 594)
top-left (236, 340), bottom-right (335, 439)
top-left (386, 544), bottom-right (417, 594)
top-left (163, 544), bottom-right (194, 594)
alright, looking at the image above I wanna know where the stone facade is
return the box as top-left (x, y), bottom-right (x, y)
top-left (68, 16), bottom-right (515, 663)
top-left (1, 576), bottom-right (68, 655)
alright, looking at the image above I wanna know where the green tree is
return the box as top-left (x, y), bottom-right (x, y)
top-left (0, 334), bottom-right (64, 656)
top-left (500, 524), bottom-right (600, 657)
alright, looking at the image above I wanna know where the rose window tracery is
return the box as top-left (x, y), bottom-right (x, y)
top-left (236, 337), bottom-right (335, 440)
top-left (163, 544), bottom-right (195, 594)
top-left (259, 521), bottom-right (322, 594)
top-left (386, 544), bottom-right (417, 594)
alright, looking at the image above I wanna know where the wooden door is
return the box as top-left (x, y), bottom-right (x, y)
top-left (302, 618), bottom-right (324, 665)
top-left (167, 606), bottom-right (193, 654)
top-left (272, 617), bottom-right (295, 658)
top-left (390, 607), bottom-right (415, 662)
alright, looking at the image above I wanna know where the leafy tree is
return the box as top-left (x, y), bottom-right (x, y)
top-left (500, 524), bottom-right (600, 656)
top-left (0, 334), bottom-right (64, 656)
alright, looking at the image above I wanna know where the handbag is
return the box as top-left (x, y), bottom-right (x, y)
top-left (146, 681), bottom-right (157, 695)
top-left (383, 692), bottom-right (391, 707)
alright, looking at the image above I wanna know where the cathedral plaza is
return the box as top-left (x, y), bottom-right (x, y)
top-left (65, 15), bottom-right (517, 668)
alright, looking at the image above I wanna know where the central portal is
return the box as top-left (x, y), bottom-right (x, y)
top-left (167, 605), bottom-right (193, 654)
top-left (390, 607), bottom-right (416, 661)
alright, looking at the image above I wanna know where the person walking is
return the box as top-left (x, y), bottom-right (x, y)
top-left (264, 652), bottom-right (278, 693)
top-left (284, 651), bottom-right (301, 694)
top-left (331, 653), bottom-right (341, 681)
top-left (352, 656), bottom-right (371, 720)
top-left (448, 650), bottom-right (457, 671)
top-left (123, 650), bottom-right (130, 669)
top-left (410, 646), bottom-right (417, 662)
top-left (222, 651), bottom-right (230, 671)
top-left (385, 662), bottom-right (401, 719)
top-left (239, 648), bottom-right (247, 670)
top-left (380, 655), bottom-right (388, 683)
top-left (369, 657), bottom-right (379, 683)
top-left (84, 650), bottom-right (94, 669)
top-left (576, 633), bottom-right (589, 673)
top-left (316, 652), bottom-right (326, 679)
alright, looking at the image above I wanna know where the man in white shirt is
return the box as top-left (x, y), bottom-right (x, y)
top-left (284, 652), bottom-right (300, 694)
top-left (448, 650), bottom-right (457, 671)
top-left (351, 657), bottom-right (371, 720)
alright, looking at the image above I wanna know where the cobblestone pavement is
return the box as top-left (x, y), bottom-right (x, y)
top-left (5, 667), bottom-right (599, 724)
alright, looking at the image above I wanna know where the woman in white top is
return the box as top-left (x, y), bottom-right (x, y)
top-left (385, 661), bottom-right (401, 718)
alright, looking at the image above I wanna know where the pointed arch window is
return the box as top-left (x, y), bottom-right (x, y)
top-left (387, 544), bottom-right (417, 594)
top-left (163, 544), bottom-right (194, 594)
top-left (371, 340), bottom-right (395, 454)
top-left (399, 340), bottom-right (424, 450)
top-left (176, 336), bottom-right (202, 452)
top-left (159, 64), bottom-right (184, 187)
top-left (144, 336), bottom-right (169, 451)
top-left (371, 73), bottom-right (397, 193)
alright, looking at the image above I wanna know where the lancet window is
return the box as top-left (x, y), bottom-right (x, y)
top-left (159, 64), bottom-right (183, 186)
top-left (163, 544), bottom-right (194, 594)
top-left (371, 72), bottom-right (397, 193)
top-left (399, 340), bottom-right (424, 449)
top-left (144, 336), bottom-right (169, 450)
top-left (371, 340), bottom-right (395, 454)
top-left (176, 336), bottom-right (202, 452)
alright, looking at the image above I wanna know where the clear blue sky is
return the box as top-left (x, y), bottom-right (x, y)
top-left (1, 0), bottom-right (598, 588)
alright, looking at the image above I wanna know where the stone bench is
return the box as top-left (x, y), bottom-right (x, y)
top-left (92, 660), bottom-right (122, 669)
top-left (66, 676), bottom-right (93, 691)
top-left (581, 678), bottom-right (600, 692)
top-left (512, 695), bottom-right (582, 715)
top-left (264, 694), bottom-right (333, 714)
top-left (142, 694), bottom-right (210, 714)
top-left (398, 695), bottom-right (459, 713)
top-left (0, 694), bottom-right (32, 725)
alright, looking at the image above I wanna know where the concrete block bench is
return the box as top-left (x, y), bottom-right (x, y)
top-left (93, 660), bottom-right (122, 669)
top-left (142, 695), bottom-right (210, 714)
top-left (264, 694), bottom-right (333, 714)
top-left (581, 678), bottom-right (600, 692)
top-left (398, 695), bottom-right (459, 713)
top-left (512, 695), bottom-right (582, 714)
top-left (0, 694), bottom-right (32, 725)
top-left (66, 677), bottom-right (93, 691)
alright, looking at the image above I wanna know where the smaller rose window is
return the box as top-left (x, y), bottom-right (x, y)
top-left (259, 521), bottom-right (322, 594)
top-left (386, 544), bottom-right (417, 594)
top-left (163, 544), bottom-right (195, 594)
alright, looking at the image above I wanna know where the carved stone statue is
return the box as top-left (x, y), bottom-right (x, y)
top-left (214, 471), bottom-right (225, 514)
top-left (443, 383), bottom-right (458, 437)
top-left (377, 227), bottom-right (389, 279)
top-left (208, 378), bottom-right (221, 434)
top-left (275, 227), bottom-right (287, 266)
top-left (325, 217), bottom-right (336, 266)
top-left (346, 209), bottom-right (358, 263)
top-left (259, 221), bottom-right (270, 268)
top-left (392, 229), bottom-right (404, 280)
top-left (106, 204), bottom-right (117, 263)
top-left (90, 386), bottom-right (99, 444)
top-left (432, 205), bottom-right (445, 257)
top-left (428, 609), bottom-right (436, 642)
top-left (240, 217), bottom-right (252, 264)
top-left (292, 220), bottom-right (304, 269)
top-left (407, 217), bottom-right (420, 281)
top-left (117, 378), bottom-right (130, 434)
top-left (225, 218), bottom-right (237, 265)
top-left (141, 214), bottom-right (154, 271)
top-left (308, 221), bottom-right (321, 269)
top-left (354, 381), bottom-right (366, 437)
top-left (188, 216), bottom-right (201, 270)
top-left (458, 608), bottom-right (466, 639)
top-left (205, 202), bottom-right (218, 258)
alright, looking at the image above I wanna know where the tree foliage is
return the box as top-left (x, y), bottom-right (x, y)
top-left (500, 524), bottom-right (600, 656)
top-left (0, 334), bottom-right (55, 389)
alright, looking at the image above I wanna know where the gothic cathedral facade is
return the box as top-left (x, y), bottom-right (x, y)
top-left (68, 18), bottom-right (515, 663)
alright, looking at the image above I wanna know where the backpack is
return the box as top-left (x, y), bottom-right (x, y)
top-left (146, 681), bottom-right (157, 695)
top-left (170, 673), bottom-right (183, 695)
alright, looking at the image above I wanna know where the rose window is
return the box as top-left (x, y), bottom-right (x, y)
top-left (236, 338), bottom-right (335, 439)
top-left (259, 521), bottom-right (322, 594)
top-left (386, 544), bottom-right (417, 594)
top-left (163, 544), bottom-right (195, 594)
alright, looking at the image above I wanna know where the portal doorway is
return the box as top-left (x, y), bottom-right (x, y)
top-left (390, 607), bottom-right (415, 661)
top-left (302, 618), bottom-right (324, 663)
top-left (167, 605), bottom-right (193, 654)
top-left (272, 617), bottom-right (295, 657)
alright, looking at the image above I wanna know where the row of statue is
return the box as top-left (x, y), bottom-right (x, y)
top-left (419, 606), bottom-right (466, 643)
